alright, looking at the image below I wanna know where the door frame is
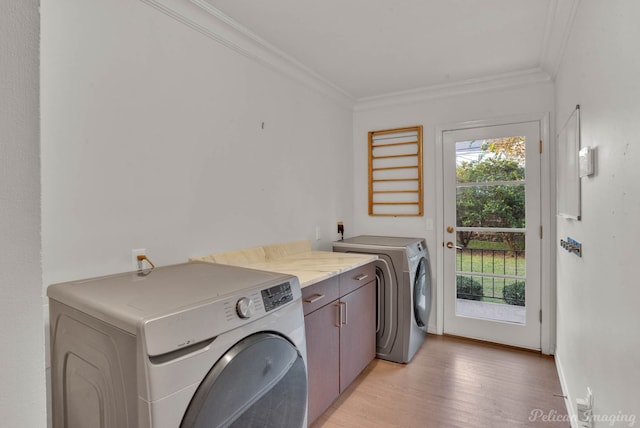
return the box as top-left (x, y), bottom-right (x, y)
top-left (434, 112), bottom-right (555, 354)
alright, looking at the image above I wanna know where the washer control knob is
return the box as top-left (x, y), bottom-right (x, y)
top-left (236, 297), bottom-right (255, 319)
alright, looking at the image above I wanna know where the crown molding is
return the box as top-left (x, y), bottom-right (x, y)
top-left (539, 0), bottom-right (581, 80)
top-left (354, 68), bottom-right (552, 112)
top-left (138, 0), bottom-right (355, 108)
top-left (138, 0), bottom-right (575, 113)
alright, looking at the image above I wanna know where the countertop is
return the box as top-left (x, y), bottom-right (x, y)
top-left (190, 240), bottom-right (377, 288)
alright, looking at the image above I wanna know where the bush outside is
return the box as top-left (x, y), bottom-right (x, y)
top-left (503, 281), bottom-right (526, 306)
top-left (456, 276), bottom-right (483, 301)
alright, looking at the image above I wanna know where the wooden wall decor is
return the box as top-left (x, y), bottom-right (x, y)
top-left (368, 126), bottom-right (423, 216)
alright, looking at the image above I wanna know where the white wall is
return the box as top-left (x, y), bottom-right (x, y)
top-left (0, 0), bottom-right (47, 426)
top-left (353, 83), bottom-right (555, 336)
top-left (41, 0), bottom-right (354, 287)
top-left (554, 0), bottom-right (640, 424)
top-left (41, 7), bottom-right (354, 423)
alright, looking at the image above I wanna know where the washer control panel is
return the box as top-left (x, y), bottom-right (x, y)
top-left (261, 282), bottom-right (293, 312)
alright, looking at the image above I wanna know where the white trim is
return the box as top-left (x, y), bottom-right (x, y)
top-left (456, 272), bottom-right (525, 281)
top-left (435, 112), bottom-right (554, 354)
top-left (434, 126), bottom-right (445, 335)
top-left (137, 0), bottom-right (577, 112)
top-left (138, 0), bottom-right (354, 108)
top-left (539, 112), bottom-right (555, 355)
top-left (437, 112), bottom-right (549, 134)
top-left (355, 68), bottom-right (552, 112)
top-left (354, 0), bottom-right (579, 112)
top-left (539, 0), bottom-right (581, 80)
top-left (555, 350), bottom-right (579, 428)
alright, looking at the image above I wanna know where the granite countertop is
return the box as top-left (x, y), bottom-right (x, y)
top-left (190, 240), bottom-right (377, 288)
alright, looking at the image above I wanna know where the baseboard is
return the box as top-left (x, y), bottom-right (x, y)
top-left (554, 350), bottom-right (579, 428)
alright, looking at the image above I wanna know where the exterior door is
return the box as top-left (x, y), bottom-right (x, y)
top-left (442, 121), bottom-right (541, 350)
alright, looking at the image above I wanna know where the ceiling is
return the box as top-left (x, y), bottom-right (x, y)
top-left (201, 0), bottom-right (574, 100)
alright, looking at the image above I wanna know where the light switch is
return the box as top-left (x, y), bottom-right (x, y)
top-left (425, 218), bottom-right (433, 231)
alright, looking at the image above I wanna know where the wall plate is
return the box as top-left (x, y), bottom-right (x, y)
top-left (579, 146), bottom-right (594, 177)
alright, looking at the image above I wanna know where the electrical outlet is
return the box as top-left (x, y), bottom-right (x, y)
top-left (315, 226), bottom-right (321, 241)
top-left (131, 248), bottom-right (146, 271)
top-left (576, 387), bottom-right (594, 428)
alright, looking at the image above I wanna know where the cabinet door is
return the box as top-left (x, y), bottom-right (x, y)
top-left (304, 301), bottom-right (340, 424)
top-left (339, 281), bottom-right (376, 393)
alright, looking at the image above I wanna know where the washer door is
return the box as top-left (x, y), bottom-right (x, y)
top-left (181, 333), bottom-right (307, 428)
top-left (413, 256), bottom-right (432, 330)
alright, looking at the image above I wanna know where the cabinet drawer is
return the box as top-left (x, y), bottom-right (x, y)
top-left (340, 262), bottom-right (375, 296)
top-left (301, 276), bottom-right (339, 316)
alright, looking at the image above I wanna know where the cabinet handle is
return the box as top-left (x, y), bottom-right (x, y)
top-left (303, 294), bottom-right (325, 304)
top-left (353, 273), bottom-right (368, 281)
top-left (336, 303), bottom-right (342, 327)
top-left (340, 301), bottom-right (348, 325)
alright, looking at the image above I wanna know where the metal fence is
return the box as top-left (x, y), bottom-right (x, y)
top-left (456, 248), bottom-right (526, 305)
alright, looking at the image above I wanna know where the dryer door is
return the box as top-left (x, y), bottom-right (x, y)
top-left (413, 257), bottom-right (432, 331)
top-left (181, 332), bottom-right (307, 428)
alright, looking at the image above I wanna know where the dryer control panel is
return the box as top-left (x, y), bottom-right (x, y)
top-left (142, 277), bottom-right (300, 357)
top-left (261, 282), bottom-right (294, 312)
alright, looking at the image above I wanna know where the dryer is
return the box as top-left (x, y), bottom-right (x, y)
top-left (333, 236), bottom-right (432, 363)
top-left (48, 263), bottom-right (307, 428)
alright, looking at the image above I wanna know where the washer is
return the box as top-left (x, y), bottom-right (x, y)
top-left (333, 236), bottom-right (432, 363)
top-left (48, 262), bottom-right (307, 428)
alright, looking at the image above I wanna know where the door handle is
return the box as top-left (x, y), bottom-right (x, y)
top-left (446, 242), bottom-right (463, 250)
top-left (340, 301), bottom-right (348, 325)
top-left (336, 301), bottom-right (347, 326)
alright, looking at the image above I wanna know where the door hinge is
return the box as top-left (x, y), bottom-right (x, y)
top-left (539, 310), bottom-right (543, 323)
top-left (539, 140), bottom-right (543, 154)
top-left (539, 225), bottom-right (543, 239)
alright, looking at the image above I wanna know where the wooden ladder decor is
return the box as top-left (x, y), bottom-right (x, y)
top-left (368, 125), bottom-right (423, 216)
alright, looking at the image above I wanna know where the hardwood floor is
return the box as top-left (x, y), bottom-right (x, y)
top-left (311, 334), bottom-right (569, 427)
